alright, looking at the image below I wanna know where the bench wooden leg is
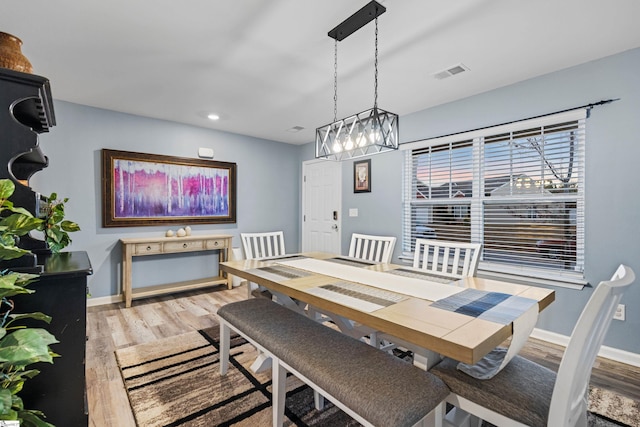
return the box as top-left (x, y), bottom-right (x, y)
top-left (413, 401), bottom-right (445, 427)
top-left (219, 320), bottom-right (230, 375)
top-left (272, 359), bottom-right (287, 427)
top-left (434, 401), bottom-right (445, 427)
top-left (313, 390), bottom-right (325, 410)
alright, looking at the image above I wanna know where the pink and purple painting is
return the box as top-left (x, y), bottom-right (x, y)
top-left (102, 150), bottom-right (236, 227)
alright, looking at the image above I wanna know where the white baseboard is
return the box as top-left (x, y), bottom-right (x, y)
top-left (87, 294), bottom-right (123, 307)
top-left (531, 328), bottom-right (640, 368)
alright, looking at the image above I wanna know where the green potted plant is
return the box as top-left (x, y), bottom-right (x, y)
top-left (0, 179), bottom-right (58, 427)
top-left (38, 193), bottom-right (80, 254)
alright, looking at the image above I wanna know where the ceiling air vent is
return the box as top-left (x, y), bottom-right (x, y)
top-left (433, 63), bottom-right (469, 80)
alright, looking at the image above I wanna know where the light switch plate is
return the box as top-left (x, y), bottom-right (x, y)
top-left (349, 208), bottom-right (358, 217)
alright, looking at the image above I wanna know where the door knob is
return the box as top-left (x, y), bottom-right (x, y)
top-left (332, 224), bottom-right (338, 230)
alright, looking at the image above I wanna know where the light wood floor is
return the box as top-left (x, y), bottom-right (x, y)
top-left (86, 285), bottom-right (640, 427)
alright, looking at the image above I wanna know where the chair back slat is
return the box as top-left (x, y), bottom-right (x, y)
top-left (348, 233), bottom-right (396, 263)
top-left (413, 239), bottom-right (481, 279)
top-left (241, 231), bottom-right (286, 260)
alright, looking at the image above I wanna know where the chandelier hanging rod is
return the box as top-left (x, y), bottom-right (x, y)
top-left (328, 1), bottom-right (386, 41)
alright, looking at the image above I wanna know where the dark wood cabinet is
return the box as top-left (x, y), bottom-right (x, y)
top-left (12, 252), bottom-right (92, 427)
top-left (0, 67), bottom-right (55, 266)
top-left (1, 68), bottom-right (91, 425)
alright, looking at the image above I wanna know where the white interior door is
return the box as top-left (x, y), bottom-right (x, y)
top-left (302, 159), bottom-right (341, 253)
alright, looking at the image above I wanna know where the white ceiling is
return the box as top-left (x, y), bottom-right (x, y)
top-left (2, 0), bottom-right (640, 145)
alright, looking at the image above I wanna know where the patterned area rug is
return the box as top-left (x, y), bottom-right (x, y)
top-left (115, 326), bottom-right (638, 427)
top-left (589, 386), bottom-right (640, 427)
top-left (115, 327), bottom-right (358, 426)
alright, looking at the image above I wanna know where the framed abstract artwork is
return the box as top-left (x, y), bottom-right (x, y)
top-left (101, 149), bottom-right (236, 227)
top-left (353, 159), bottom-right (371, 193)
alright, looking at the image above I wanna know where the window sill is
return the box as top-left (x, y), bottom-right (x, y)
top-left (397, 254), bottom-right (588, 290)
top-left (477, 269), bottom-right (587, 290)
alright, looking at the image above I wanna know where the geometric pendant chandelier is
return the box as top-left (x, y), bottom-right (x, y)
top-left (315, 1), bottom-right (399, 161)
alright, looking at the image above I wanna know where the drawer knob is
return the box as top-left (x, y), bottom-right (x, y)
top-left (146, 246), bottom-right (152, 251)
top-left (183, 243), bottom-right (188, 248)
top-left (214, 241), bottom-right (219, 246)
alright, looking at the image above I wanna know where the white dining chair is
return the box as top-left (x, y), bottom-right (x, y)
top-left (241, 231), bottom-right (286, 260)
top-left (308, 233), bottom-right (396, 339)
top-left (239, 231), bottom-right (289, 373)
top-left (348, 233), bottom-right (397, 263)
top-left (430, 264), bottom-right (635, 427)
top-left (412, 238), bottom-right (481, 279)
top-left (371, 239), bottom-right (482, 355)
top-left (241, 231), bottom-right (286, 299)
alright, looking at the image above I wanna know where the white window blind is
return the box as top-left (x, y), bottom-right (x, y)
top-left (402, 110), bottom-right (586, 280)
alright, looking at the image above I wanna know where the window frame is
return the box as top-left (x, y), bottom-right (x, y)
top-left (401, 109), bottom-right (587, 289)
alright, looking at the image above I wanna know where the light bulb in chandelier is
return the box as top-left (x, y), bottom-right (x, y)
top-left (344, 135), bottom-right (355, 151)
top-left (369, 126), bottom-right (381, 144)
top-left (332, 140), bottom-right (342, 153)
top-left (356, 123), bottom-right (367, 147)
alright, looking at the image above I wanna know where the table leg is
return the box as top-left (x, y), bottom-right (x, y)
top-left (122, 244), bottom-right (133, 308)
top-left (374, 334), bottom-right (442, 370)
top-left (270, 291), bottom-right (306, 315)
top-left (220, 246), bottom-right (232, 289)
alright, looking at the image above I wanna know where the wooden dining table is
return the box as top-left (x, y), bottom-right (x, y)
top-left (220, 252), bottom-right (555, 369)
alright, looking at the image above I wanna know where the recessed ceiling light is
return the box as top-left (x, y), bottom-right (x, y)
top-left (207, 113), bottom-right (220, 121)
top-left (287, 126), bottom-right (304, 133)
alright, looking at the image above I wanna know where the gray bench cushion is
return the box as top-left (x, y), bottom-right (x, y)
top-left (430, 356), bottom-right (556, 427)
top-left (218, 298), bottom-right (449, 427)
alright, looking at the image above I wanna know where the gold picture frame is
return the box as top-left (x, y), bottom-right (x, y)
top-left (101, 149), bottom-right (236, 227)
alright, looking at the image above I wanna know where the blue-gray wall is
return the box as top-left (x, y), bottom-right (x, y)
top-left (31, 47), bottom-right (639, 355)
top-left (302, 48), bottom-right (640, 354)
top-left (31, 105), bottom-right (301, 298)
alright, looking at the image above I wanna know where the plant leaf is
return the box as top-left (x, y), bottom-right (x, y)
top-left (5, 312), bottom-right (52, 329)
top-left (60, 220), bottom-right (80, 232)
top-left (45, 228), bottom-right (63, 244)
top-left (0, 214), bottom-right (42, 236)
top-left (0, 387), bottom-right (13, 416)
top-left (0, 274), bottom-right (36, 299)
top-left (18, 409), bottom-right (55, 427)
top-left (0, 180), bottom-right (15, 200)
top-left (0, 245), bottom-right (32, 261)
top-left (48, 209), bottom-right (64, 225)
top-left (0, 329), bottom-right (58, 367)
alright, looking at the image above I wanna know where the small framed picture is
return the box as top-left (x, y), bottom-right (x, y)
top-left (353, 159), bottom-right (371, 193)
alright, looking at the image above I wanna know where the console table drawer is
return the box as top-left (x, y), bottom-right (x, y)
top-left (164, 240), bottom-right (204, 252)
top-left (134, 243), bottom-right (162, 255)
top-left (206, 239), bottom-right (228, 250)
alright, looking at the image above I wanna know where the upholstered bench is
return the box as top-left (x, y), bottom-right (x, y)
top-left (218, 298), bottom-right (449, 427)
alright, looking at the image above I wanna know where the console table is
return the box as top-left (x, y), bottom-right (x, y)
top-left (121, 234), bottom-right (232, 307)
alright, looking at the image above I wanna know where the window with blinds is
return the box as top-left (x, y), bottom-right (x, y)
top-left (403, 110), bottom-right (586, 279)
